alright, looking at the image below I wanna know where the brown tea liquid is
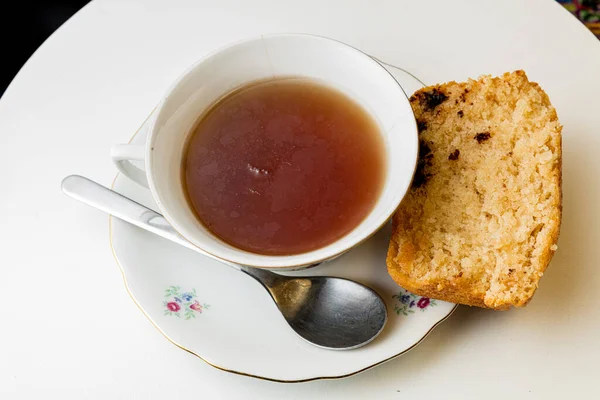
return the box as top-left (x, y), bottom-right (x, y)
top-left (183, 78), bottom-right (385, 255)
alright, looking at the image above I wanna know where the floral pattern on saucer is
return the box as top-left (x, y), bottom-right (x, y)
top-left (392, 289), bottom-right (437, 316)
top-left (163, 286), bottom-right (210, 319)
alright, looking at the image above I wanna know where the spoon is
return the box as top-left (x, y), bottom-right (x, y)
top-left (61, 175), bottom-right (387, 350)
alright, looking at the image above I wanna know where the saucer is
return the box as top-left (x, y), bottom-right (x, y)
top-left (109, 61), bottom-right (457, 382)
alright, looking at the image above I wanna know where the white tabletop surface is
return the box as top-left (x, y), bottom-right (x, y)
top-left (2, 0), bottom-right (599, 398)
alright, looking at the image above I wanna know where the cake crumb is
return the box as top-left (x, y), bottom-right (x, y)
top-left (386, 70), bottom-right (562, 310)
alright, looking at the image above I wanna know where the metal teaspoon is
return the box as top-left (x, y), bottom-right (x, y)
top-left (61, 175), bottom-right (387, 350)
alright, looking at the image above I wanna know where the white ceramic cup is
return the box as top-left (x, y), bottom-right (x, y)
top-left (111, 34), bottom-right (417, 269)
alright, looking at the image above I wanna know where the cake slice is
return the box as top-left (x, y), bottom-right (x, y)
top-left (386, 70), bottom-right (562, 309)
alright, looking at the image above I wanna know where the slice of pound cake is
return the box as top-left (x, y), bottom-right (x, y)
top-left (386, 70), bottom-right (562, 309)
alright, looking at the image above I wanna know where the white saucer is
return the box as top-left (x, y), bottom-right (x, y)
top-left (109, 62), bottom-right (457, 382)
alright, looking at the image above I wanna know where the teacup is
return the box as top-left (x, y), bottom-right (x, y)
top-left (111, 33), bottom-right (417, 269)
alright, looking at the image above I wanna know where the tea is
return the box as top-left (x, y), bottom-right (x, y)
top-left (183, 78), bottom-right (385, 255)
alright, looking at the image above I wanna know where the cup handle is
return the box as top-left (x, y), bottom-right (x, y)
top-left (110, 144), bottom-right (149, 188)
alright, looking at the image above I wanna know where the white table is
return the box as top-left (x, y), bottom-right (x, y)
top-left (2, 0), bottom-right (599, 398)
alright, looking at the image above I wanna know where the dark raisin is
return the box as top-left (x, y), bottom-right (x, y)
top-left (474, 132), bottom-right (491, 143)
top-left (412, 167), bottom-right (427, 188)
top-left (417, 120), bottom-right (427, 133)
top-left (422, 89), bottom-right (448, 110)
top-left (457, 110), bottom-right (464, 118)
top-left (413, 140), bottom-right (434, 188)
top-left (419, 141), bottom-right (432, 158)
top-left (448, 149), bottom-right (460, 160)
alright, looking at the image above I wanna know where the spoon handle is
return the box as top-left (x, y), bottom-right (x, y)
top-left (61, 175), bottom-right (240, 269)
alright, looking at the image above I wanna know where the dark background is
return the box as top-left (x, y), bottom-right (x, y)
top-left (1, 1), bottom-right (89, 97)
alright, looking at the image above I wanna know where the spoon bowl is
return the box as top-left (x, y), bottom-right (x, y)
top-left (243, 267), bottom-right (387, 349)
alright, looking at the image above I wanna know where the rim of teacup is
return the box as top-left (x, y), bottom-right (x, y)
top-left (145, 33), bottom-right (418, 269)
